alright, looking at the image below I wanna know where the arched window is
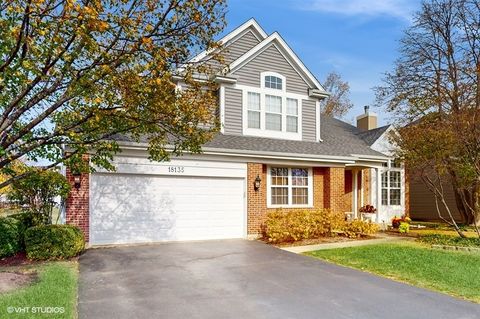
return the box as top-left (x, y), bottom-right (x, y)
top-left (264, 75), bottom-right (283, 90)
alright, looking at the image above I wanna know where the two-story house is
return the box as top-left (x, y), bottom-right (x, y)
top-left (66, 19), bottom-right (407, 245)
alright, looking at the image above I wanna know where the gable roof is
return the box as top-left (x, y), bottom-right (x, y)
top-left (357, 125), bottom-right (391, 146)
top-left (188, 18), bottom-right (268, 65)
top-left (188, 19), bottom-right (329, 97)
top-left (227, 31), bottom-right (328, 95)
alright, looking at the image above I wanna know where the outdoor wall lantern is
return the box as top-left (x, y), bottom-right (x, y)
top-left (254, 175), bottom-right (261, 191)
top-left (73, 173), bottom-right (81, 189)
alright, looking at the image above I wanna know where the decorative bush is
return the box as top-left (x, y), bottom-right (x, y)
top-left (418, 234), bottom-right (480, 248)
top-left (0, 217), bottom-right (23, 258)
top-left (8, 168), bottom-right (70, 225)
top-left (342, 220), bottom-right (379, 238)
top-left (399, 222), bottom-right (410, 233)
top-left (265, 209), bottom-right (345, 244)
top-left (25, 225), bottom-right (85, 260)
top-left (392, 215), bottom-right (411, 229)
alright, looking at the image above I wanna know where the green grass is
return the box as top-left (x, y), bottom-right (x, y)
top-left (0, 261), bottom-right (78, 318)
top-left (306, 242), bottom-right (480, 303)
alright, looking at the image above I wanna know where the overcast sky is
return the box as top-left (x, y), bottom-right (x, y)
top-left (225, 0), bottom-right (421, 126)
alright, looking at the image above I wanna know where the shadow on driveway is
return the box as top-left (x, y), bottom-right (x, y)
top-left (79, 239), bottom-right (479, 319)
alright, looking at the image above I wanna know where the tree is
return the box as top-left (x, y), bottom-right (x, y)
top-left (8, 167), bottom-right (71, 224)
top-left (320, 72), bottom-right (353, 118)
top-left (376, 0), bottom-right (480, 232)
top-left (0, 0), bottom-right (227, 189)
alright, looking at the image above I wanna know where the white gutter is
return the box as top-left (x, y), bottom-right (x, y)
top-left (113, 140), bottom-right (387, 165)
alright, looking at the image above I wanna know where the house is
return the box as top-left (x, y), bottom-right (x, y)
top-left (65, 19), bottom-right (407, 245)
top-left (409, 172), bottom-right (462, 222)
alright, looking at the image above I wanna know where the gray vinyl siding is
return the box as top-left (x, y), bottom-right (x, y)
top-left (302, 99), bottom-right (316, 141)
top-left (232, 44), bottom-right (310, 95)
top-left (224, 30), bottom-right (260, 64)
top-left (224, 87), bottom-right (243, 135)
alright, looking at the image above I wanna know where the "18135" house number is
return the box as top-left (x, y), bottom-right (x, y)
top-left (168, 166), bottom-right (185, 173)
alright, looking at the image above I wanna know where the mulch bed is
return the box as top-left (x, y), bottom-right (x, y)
top-left (0, 252), bottom-right (35, 268)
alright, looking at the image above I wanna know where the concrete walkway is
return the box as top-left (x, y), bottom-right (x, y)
top-left (281, 235), bottom-right (412, 254)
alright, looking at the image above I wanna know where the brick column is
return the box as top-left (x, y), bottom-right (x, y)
top-left (324, 167), bottom-right (346, 213)
top-left (247, 163), bottom-right (267, 236)
top-left (65, 164), bottom-right (90, 243)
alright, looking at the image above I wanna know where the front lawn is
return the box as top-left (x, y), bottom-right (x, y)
top-left (306, 242), bottom-right (480, 303)
top-left (0, 261), bottom-right (78, 318)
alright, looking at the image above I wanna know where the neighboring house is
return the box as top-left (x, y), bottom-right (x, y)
top-left (409, 173), bottom-right (462, 222)
top-left (65, 19), bottom-right (407, 245)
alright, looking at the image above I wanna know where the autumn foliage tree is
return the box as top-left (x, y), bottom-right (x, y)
top-left (0, 0), bottom-right (226, 188)
top-left (376, 0), bottom-right (480, 233)
top-left (320, 71), bottom-right (353, 118)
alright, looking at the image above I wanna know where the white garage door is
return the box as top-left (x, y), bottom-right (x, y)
top-left (90, 173), bottom-right (245, 245)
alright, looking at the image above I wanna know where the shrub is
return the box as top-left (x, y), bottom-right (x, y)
top-left (342, 220), bottom-right (379, 238)
top-left (399, 222), bottom-right (410, 233)
top-left (265, 209), bottom-right (344, 244)
top-left (8, 168), bottom-right (70, 225)
top-left (0, 217), bottom-right (23, 258)
top-left (25, 225), bottom-right (85, 260)
top-left (417, 234), bottom-right (480, 248)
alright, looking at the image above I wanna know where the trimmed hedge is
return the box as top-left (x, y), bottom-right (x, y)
top-left (25, 225), bottom-right (85, 260)
top-left (418, 234), bottom-right (480, 248)
top-left (0, 217), bottom-right (23, 258)
top-left (264, 209), bottom-right (379, 243)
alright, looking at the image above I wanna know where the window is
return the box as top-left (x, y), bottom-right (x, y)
top-left (243, 72), bottom-right (302, 139)
top-left (381, 160), bottom-right (402, 206)
top-left (247, 92), bottom-right (260, 129)
top-left (286, 98), bottom-right (298, 133)
top-left (265, 95), bottom-right (282, 131)
top-left (269, 167), bottom-right (312, 207)
top-left (265, 75), bottom-right (282, 90)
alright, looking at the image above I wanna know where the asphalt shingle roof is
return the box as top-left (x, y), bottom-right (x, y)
top-left (113, 115), bottom-right (387, 159)
top-left (356, 125), bottom-right (391, 146)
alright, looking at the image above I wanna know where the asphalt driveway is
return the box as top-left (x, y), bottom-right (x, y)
top-left (79, 240), bottom-right (479, 319)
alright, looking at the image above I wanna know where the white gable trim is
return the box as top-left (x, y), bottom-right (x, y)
top-left (370, 125), bottom-right (396, 156)
top-left (228, 32), bottom-right (329, 95)
top-left (188, 18), bottom-right (268, 64)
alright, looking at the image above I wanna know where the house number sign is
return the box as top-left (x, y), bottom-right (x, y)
top-left (168, 166), bottom-right (185, 173)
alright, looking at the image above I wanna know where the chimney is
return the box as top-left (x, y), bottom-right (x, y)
top-left (356, 105), bottom-right (377, 131)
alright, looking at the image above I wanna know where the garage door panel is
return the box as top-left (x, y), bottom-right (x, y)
top-left (90, 173), bottom-right (245, 245)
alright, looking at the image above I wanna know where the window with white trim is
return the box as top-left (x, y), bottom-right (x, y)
top-left (265, 75), bottom-right (283, 90)
top-left (243, 72), bottom-right (302, 140)
top-left (381, 160), bottom-right (402, 206)
top-left (269, 167), bottom-right (312, 207)
top-left (247, 92), bottom-right (260, 129)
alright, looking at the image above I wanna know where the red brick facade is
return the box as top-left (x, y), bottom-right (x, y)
top-left (247, 163), bottom-right (347, 236)
top-left (67, 159), bottom-right (368, 242)
top-left (65, 165), bottom-right (90, 242)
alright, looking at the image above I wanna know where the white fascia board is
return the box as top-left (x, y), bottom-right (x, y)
top-left (113, 140), bottom-right (357, 164)
top-left (370, 125), bottom-right (397, 155)
top-left (187, 18), bottom-right (268, 65)
top-left (228, 32), bottom-right (328, 93)
top-left (350, 154), bottom-right (391, 162)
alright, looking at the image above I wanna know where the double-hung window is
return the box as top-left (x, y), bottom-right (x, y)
top-left (269, 167), bottom-right (312, 207)
top-left (247, 92), bottom-right (261, 129)
top-left (265, 95), bottom-right (282, 131)
top-left (381, 160), bottom-right (402, 206)
top-left (244, 72), bottom-right (302, 140)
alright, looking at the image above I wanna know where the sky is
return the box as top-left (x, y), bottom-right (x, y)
top-left (224, 0), bottom-right (422, 126)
